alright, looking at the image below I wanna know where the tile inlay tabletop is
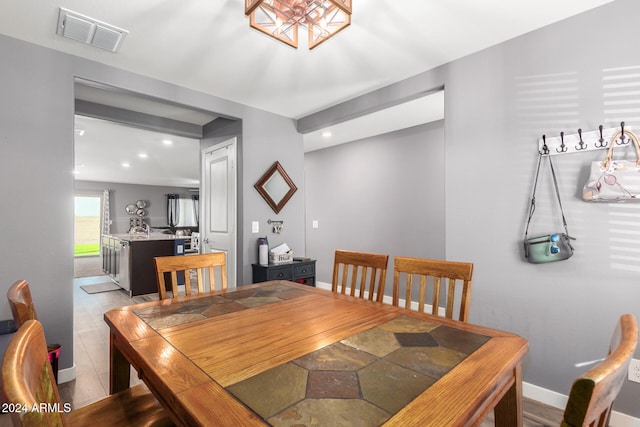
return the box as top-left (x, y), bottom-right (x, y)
top-left (226, 315), bottom-right (489, 425)
top-left (105, 280), bottom-right (529, 426)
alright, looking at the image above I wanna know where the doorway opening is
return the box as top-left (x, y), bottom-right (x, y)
top-left (74, 195), bottom-right (102, 257)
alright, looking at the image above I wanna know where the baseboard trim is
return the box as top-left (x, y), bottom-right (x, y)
top-left (58, 364), bottom-right (76, 384)
top-left (315, 281), bottom-right (640, 425)
top-left (316, 281), bottom-right (332, 291)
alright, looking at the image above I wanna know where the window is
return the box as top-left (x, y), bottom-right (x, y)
top-left (177, 197), bottom-right (197, 227)
top-left (168, 194), bottom-right (198, 227)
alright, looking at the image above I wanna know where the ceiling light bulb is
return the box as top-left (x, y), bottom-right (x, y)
top-left (162, 139), bottom-right (173, 145)
top-left (138, 153), bottom-right (148, 159)
top-left (322, 131), bottom-right (332, 137)
top-left (121, 162), bottom-right (130, 168)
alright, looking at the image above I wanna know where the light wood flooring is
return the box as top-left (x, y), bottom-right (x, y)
top-left (2, 260), bottom-right (565, 426)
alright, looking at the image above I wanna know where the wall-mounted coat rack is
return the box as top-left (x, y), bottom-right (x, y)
top-left (538, 122), bottom-right (633, 156)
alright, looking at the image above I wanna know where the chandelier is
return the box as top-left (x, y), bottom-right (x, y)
top-left (245, 0), bottom-right (351, 49)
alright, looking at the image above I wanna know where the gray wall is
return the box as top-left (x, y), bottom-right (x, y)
top-left (202, 114), bottom-right (306, 285)
top-left (300, 0), bottom-right (640, 417)
top-left (75, 180), bottom-right (196, 234)
top-left (304, 121), bottom-right (446, 294)
top-left (0, 35), bottom-right (304, 372)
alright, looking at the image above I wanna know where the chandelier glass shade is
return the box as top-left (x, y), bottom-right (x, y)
top-left (245, 0), bottom-right (351, 49)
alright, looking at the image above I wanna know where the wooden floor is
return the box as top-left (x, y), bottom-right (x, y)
top-left (480, 400), bottom-right (565, 427)
top-left (2, 264), bottom-right (566, 426)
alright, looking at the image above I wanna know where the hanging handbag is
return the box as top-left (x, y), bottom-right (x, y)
top-left (582, 130), bottom-right (640, 201)
top-left (524, 154), bottom-right (575, 263)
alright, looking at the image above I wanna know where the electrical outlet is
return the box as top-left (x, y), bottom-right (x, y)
top-left (629, 358), bottom-right (640, 383)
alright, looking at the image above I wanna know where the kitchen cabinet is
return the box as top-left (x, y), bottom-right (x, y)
top-left (252, 259), bottom-right (316, 287)
top-left (127, 239), bottom-right (176, 296)
top-left (102, 236), bottom-right (120, 282)
top-left (102, 235), bottom-right (185, 296)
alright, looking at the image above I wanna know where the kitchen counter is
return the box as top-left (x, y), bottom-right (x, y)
top-left (102, 233), bottom-right (193, 296)
top-left (107, 233), bottom-right (192, 242)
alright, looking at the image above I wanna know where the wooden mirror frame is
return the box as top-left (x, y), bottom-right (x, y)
top-left (254, 161), bottom-right (297, 214)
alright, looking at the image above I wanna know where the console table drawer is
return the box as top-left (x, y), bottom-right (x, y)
top-left (293, 263), bottom-right (314, 278)
top-left (252, 259), bottom-right (316, 287)
top-left (267, 266), bottom-right (293, 281)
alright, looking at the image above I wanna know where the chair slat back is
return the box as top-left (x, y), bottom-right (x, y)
top-left (331, 250), bottom-right (389, 303)
top-left (154, 252), bottom-right (227, 300)
top-left (561, 314), bottom-right (638, 427)
top-left (7, 280), bottom-right (38, 327)
top-left (392, 257), bottom-right (473, 322)
top-left (2, 320), bottom-right (66, 426)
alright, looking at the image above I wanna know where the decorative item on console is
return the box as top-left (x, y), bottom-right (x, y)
top-left (270, 242), bottom-right (293, 264)
top-left (258, 236), bottom-right (269, 265)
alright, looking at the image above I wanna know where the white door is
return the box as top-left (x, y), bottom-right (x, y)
top-left (201, 139), bottom-right (237, 289)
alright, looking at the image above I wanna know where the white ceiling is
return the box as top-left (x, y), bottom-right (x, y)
top-left (0, 0), bottom-right (614, 185)
top-left (74, 115), bottom-right (201, 187)
top-left (0, 0), bottom-right (613, 118)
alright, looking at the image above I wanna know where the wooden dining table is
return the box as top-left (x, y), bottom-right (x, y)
top-left (104, 280), bottom-right (528, 426)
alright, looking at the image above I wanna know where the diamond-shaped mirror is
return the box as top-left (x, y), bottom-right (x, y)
top-left (254, 161), bottom-right (297, 214)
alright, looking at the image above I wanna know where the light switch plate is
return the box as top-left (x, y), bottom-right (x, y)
top-left (312, 220), bottom-right (319, 229)
top-left (252, 221), bottom-right (259, 233)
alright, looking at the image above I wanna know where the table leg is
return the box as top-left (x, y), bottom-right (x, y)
top-left (109, 331), bottom-right (131, 394)
top-left (493, 363), bottom-right (523, 427)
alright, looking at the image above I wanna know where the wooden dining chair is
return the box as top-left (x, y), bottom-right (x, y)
top-left (7, 279), bottom-right (38, 328)
top-left (392, 256), bottom-right (474, 322)
top-left (331, 250), bottom-right (389, 303)
top-left (2, 319), bottom-right (173, 427)
top-left (561, 314), bottom-right (638, 427)
top-left (154, 252), bottom-right (227, 300)
top-left (7, 279), bottom-right (63, 383)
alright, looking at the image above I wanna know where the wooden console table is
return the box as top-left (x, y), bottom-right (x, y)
top-left (252, 259), bottom-right (316, 286)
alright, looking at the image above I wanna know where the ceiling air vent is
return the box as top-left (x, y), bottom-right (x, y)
top-left (56, 8), bottom-right (128, 53)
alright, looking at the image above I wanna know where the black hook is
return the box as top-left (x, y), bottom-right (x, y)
top-left (595, 125), bottom-right (607, 148)
top-left (556, 131), bottom-right (567, 153)
top-left (541, 135), bottom-right (549, 155)
top-left (575, 128), bottom-right (587, 150)
top-left (617, 121), bottom-right (627, 145)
